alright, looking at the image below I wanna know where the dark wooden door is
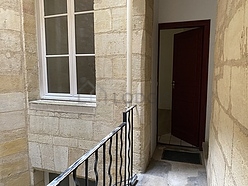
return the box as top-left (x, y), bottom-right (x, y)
top-left (171, 28), bottom-right (204, 147)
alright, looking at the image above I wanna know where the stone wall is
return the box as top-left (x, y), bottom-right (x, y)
top-left (0, 0), bottom-right (32, 185)
top-left (207, 0), bottom-right (248, 185)
top-left (27, 0), bottom-right (154, 183)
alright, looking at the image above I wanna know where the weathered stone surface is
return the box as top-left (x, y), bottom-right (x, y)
top-left (59, 118), bottom-right (93, 139)
top-left (224, 166), bottom-right (236, 186)
top-left (0, 8), bottom-right (20, 31)
top-left (30, 115), bottom-right (59, 135)
top-left (230, 66), bottom-right (248, 127)
top-left (95, 57), bottom-right (113, 79)
top-left (40, 143), bottom-right (54, 170)
top-left (0, 30), bottom-right (21, 52)
top-left (23, 0), bottom-right (35, 15)
top-left (112, 57), bottom-right (126, 79)
top-left (29, 134), bottom-right (53, 144)
top-left (0, 0), bottom-right (33, 185)
top-left (3, 171), bottom-right (30, 186)
top-left (0, 0), bottom-right (20, 12)
top-left (68, 148), bottom-right (85, 176)
top-left (208, 0), bottom-right (248, 185)
top-left (0, 111), bottom-right (25, 131)
top-left (112, 7), bottom-right (127, 31)
top-left (0, 138), bottom-right (27, 158)
top-left (29, 142), bottom-right (42, 168)
top-left (96, 79), bottom-right (126, 101)
top-left (93, 122), bottom-right (115, 141)
top-left (217, 66), bottom-right (231, 110)
top-left (0, 75), bottom-right (24, 93)
top-left (53, 136), bottom-right (78, 148)
top-left (54, 146), bottom-right (69, 172)
top-left (133, 0), bottom-right (146, 16)
top-left (0, 155), bottom-right (29, 179)
top-left (95, 33), bottom-right (126, 56)
top-left (24, 13), bottom-right (36, 34)
top-left (0, 93), bottom-right (24, 112)
top-left (132, 30), bottom-right (146, 55)
top-left (231, 125), bottom-right (248, 186)
top-left (224, 6), bottom-right (244, 61)
top-left (94, 0), bottom-right (126, 10)
top-left (0, 129), bottom-right (26, 144)
top-left (29, 100), bottom-right (96, 114)
top-left (78, 139), bottom-right (97, 150)
top-left (24, 33), bottom-right (37, 54)
top-left (95, 101), bottom-right (114, 121)
top-left (218, 108), bottom-right (234, 166)
top-left (94, 9), bottom-right (111, 33)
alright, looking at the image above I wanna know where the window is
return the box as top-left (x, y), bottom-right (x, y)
top-left (37, 0), bottom-right (96, 102)
top-left (45, 172), bottom-right (95, 186)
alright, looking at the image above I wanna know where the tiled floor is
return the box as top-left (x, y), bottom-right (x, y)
top-left (158, 133), bottom-right (195, 147)
top-left (136, 145), bottom-right (207, 186)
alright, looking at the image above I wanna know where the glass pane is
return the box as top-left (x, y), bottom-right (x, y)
top-left (45, 16), bottom-right (68, 55)
top-left (44, 0), bottom-right (67, 16)
top-left (47, 57), bottom-right (70, 93)
top-left (78, 177), bottom-right (95, 186)
top-left (76, 57), bottom-right (95, 94)
top-left (75, 0), bottom-right (93, 12)
top-left (49, 173), bottom-right (69, 186)
top-left (75, 13), bottom-right (95, 54)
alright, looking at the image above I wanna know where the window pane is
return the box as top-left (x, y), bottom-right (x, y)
top-left (75, 13), bottom-right (95, 54)
top-left (47, 57), bottom-right (70, 93)
top-left (45, 16), bottom-right (68, 55)
top-left (78, 177), bottom-right (95, 186)
top-left (49, 173), bottom-right (69, 186)
top-left (44, 0), bottom-right (67, 16)
top-left (75, 0), bottom-right (93, 12)
top-left (76, 57), bottom-right (95, 94)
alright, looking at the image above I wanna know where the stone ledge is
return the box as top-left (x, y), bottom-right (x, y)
top-left (29, 100), bottom-right (96, 114)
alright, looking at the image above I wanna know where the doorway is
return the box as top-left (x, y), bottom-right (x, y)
top-left (157, 20), bottom-right (210, 149)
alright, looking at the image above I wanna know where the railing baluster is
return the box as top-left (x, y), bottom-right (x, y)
top-left (127, 111), bottom-right (131, 185)
top-left (115, 133), bottom-right (118, 185)
top-left (119, 128), bottom-right (123, 186)
top-left (94, 150), bottom-right (99, 186)
top-left (131, 109), bottom-right (134, 183)
top-left (124, 123), bottom-right (127, 185)
top-left (73, 169), bottom-right (80, 186)
top-left (103, 144), bottom-right (106, 186)
top-left (85, 159), bottom-right (88, 186)
top-left (108, 138), bottom-right (113, 186)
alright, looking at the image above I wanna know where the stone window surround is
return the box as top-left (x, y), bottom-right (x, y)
top-left (29, 100), bottom-right (96, 115)
top-left (36, 0), bottom-right (96, 102)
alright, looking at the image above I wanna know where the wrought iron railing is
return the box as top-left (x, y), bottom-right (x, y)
top-left (47, 105), bottom-right (137, 186)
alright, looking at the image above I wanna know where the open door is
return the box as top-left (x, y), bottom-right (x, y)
top-left (171, 28), bottom-right (204, 147)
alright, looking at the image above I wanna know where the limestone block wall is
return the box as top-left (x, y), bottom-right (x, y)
top-left (27, 0), bottom-right (154, 183)
top-left (0, 0), bottom-right (32, 185)
top-left (95, 0), bottom-right (153, 172)
top-left (28, 101), bottom-right (97, 183)
top-left (207, 0), bottom-right (248, 185)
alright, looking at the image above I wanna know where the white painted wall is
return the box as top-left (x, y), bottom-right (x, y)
top-left (156, 0), bottom-right (217, 141)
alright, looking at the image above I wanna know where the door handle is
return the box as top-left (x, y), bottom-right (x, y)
top-left (172, 81), bottom-right (175, 89)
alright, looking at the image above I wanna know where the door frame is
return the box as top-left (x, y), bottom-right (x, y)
top-left (157, 20), bottom-right (210, 149)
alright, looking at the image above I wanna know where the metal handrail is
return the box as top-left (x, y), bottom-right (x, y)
top-left (47, 105), bottom-right (137, 186)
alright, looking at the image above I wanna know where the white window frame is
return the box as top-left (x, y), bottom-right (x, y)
top-left (36, 0), bottom-right (96, 102)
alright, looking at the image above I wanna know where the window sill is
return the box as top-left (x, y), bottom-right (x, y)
top-left (29, 100), bottom-right (96, 114)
